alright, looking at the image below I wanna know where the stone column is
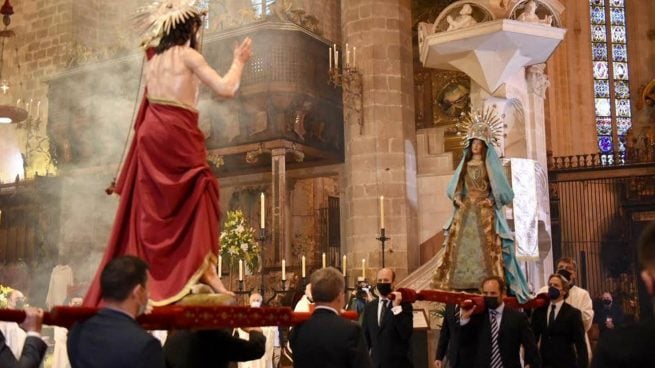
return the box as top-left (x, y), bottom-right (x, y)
top-left (271, 148), bottom-right (288, 265)
top-left (526, 64), bottom-right (551, 169)
top-left (341, 0), bottom-right (418, 280)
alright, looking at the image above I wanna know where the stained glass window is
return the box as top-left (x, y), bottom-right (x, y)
top-left (590, 0), bottom-right (632, 162)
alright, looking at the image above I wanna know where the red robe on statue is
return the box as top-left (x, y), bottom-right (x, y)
top-left (83, 91), bottom-right (220, 307)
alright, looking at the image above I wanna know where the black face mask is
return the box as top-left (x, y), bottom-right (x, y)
top-left (377, 283), bottom-right (392, 297)
top-left (484, 296), bottom-right (500, 310)
top-left (548, 286), bottom-right (561, 300)
top-left (603, 299), bottom-right (612, 306)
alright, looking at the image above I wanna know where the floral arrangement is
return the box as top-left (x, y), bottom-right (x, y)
top-left (0, 285), bottom-right (13, 308)
top-left (220, 210), bottom-right (260, 274)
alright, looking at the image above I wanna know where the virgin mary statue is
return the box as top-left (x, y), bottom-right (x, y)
top-left (431, 109), bottom-right (531, 303)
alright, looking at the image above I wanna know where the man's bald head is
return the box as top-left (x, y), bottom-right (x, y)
top-left (376, 268), bottom-right (396, 283)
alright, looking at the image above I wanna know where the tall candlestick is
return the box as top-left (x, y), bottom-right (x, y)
top-left (335, 50), bottom-right (339, 69)
top-left (361, 258), bottom-right (366, 278)
top-left (353, 46), bottom-right (356, 67)
top-left (322, 253), bottom-right (326, 269)
top-left (342, 255), bottom-right (347, 276)
top-left (260, 193), bottom-right (265, 229)
top-left (239, 260), bottom-right (244, 281)
top-left (218, 255), bottom-right (222, 277)
top-left (329, 47), bottom-right (332, 70)
top-left (282, 259), bottom-right (286, 281)
top-left (380, 196), bottom-right (385, 229)
top-left (301, 256), bottom-right (306, 278)
top-left (345, 43), bottom-right (349, 66)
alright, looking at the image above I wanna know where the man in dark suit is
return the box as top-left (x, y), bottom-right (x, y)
top-left (68, 256), bottom-right (165, 368)
top-left (460, 276), bottom-right (540, 368)
top-left (0, 307), bottom-right (47, 368)
top-left (362, 267), bottom-right (414, 368)
top-left (592, 223), bottom-right (655, 367)
top-left (434, 303), bottom-right (477, 368)
top-left (164, 327), bottom-right (265, 368)
top-left (290, 267), bottom-right (371, 368)
top-left (531, 274), bottom-right (588, 368)
top-left (593, 291), bottom-right (625, 336)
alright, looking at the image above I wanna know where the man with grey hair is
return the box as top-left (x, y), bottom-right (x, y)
top-left (290, 267), bottom-right (371, 368)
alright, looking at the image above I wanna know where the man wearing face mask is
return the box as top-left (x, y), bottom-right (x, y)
top-left (68, 256), bottom-right (165, 368)
top-left (592, 291), bottom-right (624, 336)
top-left (592, 223), bottom-right (655, 367)
top-left (236, 293), bottom-right (278, 368)
top-left (460, 276), bottom-right (540, 368)
top-left (531, 274), bottom-right (588, 368)
top-left (362, 268), bottom-right (414, 368)
top-left (539, 258), bottom-right (593, 357)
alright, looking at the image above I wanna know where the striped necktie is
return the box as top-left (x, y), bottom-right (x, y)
top-left (490, 310), bottom-right (503, 368)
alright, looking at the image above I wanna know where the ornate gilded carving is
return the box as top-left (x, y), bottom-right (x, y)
top-left (246, 143), bottom-right (268, 164)
top-left (207, 153), bottom-right (224, 168)
top-left (431, 70), bottom-right (471, 126)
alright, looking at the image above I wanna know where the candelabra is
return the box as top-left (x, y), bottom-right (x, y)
top-left (328, 45), bottom-right (363, 134)
top-left (376, 228), bottom-right (390, 268)
top-left (234, 280), bottom-right (253, 301)
top-left (265, 277), bottom-right (295, 305)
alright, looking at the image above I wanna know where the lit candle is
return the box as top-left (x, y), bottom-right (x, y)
top-left (282, 259), bottom-right (286, 281)
top-left (380, 196), bottom-right (385, 229)
top-left (239, 260), bottom-right (244, 281)
top-left (342, 255), bottom-right (347, 276)
top-left (218, 255), bottom-right (222, 278)
top-left (301, 255), bottom-right (306, 278)
top-left (322, 252), bottom-right (326, 269)
top-left (260, 193), bottom-right (265, 229)
top-left (335, 50), bottom-right (339, 69)
top-left (361, 258), bottom-right (366, 278)
top-left (329, 47), bottom-right (332, 70)
top-left (353, 46), bottom-right (356, 67)
top-left (345, 43), bottom-right (349, 66)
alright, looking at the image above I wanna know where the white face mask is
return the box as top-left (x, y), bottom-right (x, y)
top-left (250, 301), bottom-right (262, 308)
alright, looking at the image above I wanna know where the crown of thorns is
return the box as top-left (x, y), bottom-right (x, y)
top-left (135, 0), bottom-right (206, 49)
